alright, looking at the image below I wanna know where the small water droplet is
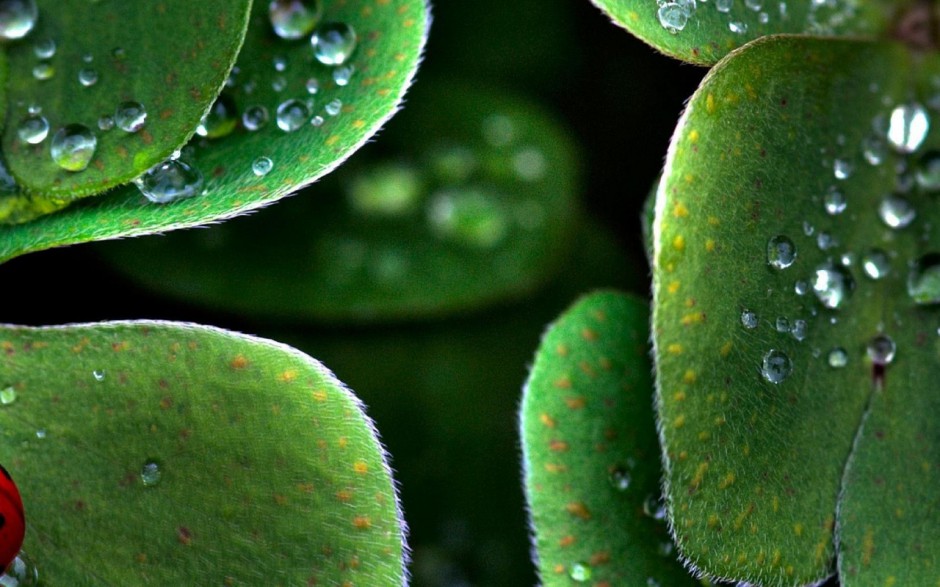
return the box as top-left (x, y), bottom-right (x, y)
top-left (272, 55), bottom-right (287, 72)
top-left (761, 349), bottom-right (792, 384)
top-left (816, 231), bottom-right (836, 251)
top-left (32, 38), bottom-right (54, 59)
top-left (791, 319), bottom-right (807, 341)
top-left (878, 195), bottom-right (916, 229)
top-left (657, 541), bottom-right (674, 557)
top-left (745, 0), bottom-right (762, 9)
top-left (715, 0), bottom-right (732, 11)
top-left (827, 347), bottom-right (848, 368)
top-left (795, 280), bottom-right (809, 295)
top-left (271, 75), bottom-right (287, 93)
top-left (310, 114), bottom-right (324, 127)
top-left (758, 11), bottom-right (770, 23)
top-left (324, 98), bottom-right (342, 116)
top-left (812, 262), bottom-right (855, 309)
top-left (861, 248), bottom-right (890, 279)
top-left (78, 67), bottom-right (98, 87)
top-left (646, 579), bottom-right (662, 587)
top-left (81, 52), bottom-right (93, 63)
top-left (196, 94), bottom-right (238, 139)
top-left (823, 188), bottom-right (846, 215)
top-left (50, 124), bottom-right (97, 172)
top-left (887, 103), bottom-right (929, 153)
top-left (305, 77), bottom-right (320, 94)
top-left (0, 387), bottom-right (16, 406)
top-left (275, 98), bottom-right (310, 132)
top-left (242, 105), bottom-right (269, 131)
top-left (609, 467), bottom-right (631, 491)
top-left (92, 369), bottom-right (105, 382)
top-left (642, 493), bottom-right (667, 521)
top-left (97, 115), bottom-right (114, 131)
top-left (512, 147), bottom-right (547, 182)
top-left (34, 429), bottom-right (46, 439)
top-left (134, 159), bottom-right (204, 204)
top-left (916, 150), bottom-right (940, 191)
top-left (907, 253), bottom-right (940, 304)
top-left (862, 136), bottom-right (886, 165)
top-left (767, 235), bottom-right (797, 269)
top-left (115, 101), bottom-right (147, 133)
top-left (252, 156), bottom-right (273, 177)
top-left (111, 47), bottom-right (126, 59)
top-left (140, 459), bottom-right (162, 487)
top-left (833, 158), bottom-right (853, 180)
top-left (775, 317), bottom-right (790, 333)
top-left (657, 2), bottom-right (692, 33)
top-left (332, 64), bottom-right (354, 86)
top-left (427, 187), bottom-right (509, 248)
top-left (16, 115), bottom-right (48, 144)
top-left (31, 62), bottom-right (53, 80)
top-left (867, 334), bottom-right (896, 365)
top-left (568, 563), bottom-right (592, 582)
top-left (729, 21), bottom-right (748, 33)
top-left (802, 220), bottom-right (815, 236)
top-left (741, 309), bottom-right (758, 329)
top-left (269, 0), bottom-right (323, 40)
top-left (311, 22), bottom-right (357, 66)
top-left (0, 0), bottom-right (38, 41)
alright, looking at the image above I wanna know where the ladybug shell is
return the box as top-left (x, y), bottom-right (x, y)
top-left (0, 465), bottom-right (24, 571)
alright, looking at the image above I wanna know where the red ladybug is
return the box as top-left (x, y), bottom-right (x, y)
top-left (0, 465), bottom-right (24, 571)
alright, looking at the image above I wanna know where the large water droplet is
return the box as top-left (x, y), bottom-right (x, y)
top-left (134, 159), bottom-right (204, 204)
top-left (242, 105), bottom-right (269, 131)
top-left (568, 563), bottom-right (592, 582)
top-left (196, 94), bottom-right (238, 139)
top-left (16, 115), bottom-right (48, 144)
top-left (761, 349), bottom-right (792, 384)
top-left (861, 248), bottom-right (890, 280)
top-left (907, 253), bottom-right (940, 304)
top-left (115, 101), bottom-right (147, 133)
top-left (0, 387), bottom-right (16, 406)
top-left (0, 0), bottom-right (37, 41)
top-left (252, 156), bottom-right (273, 177)
top-left (140, 459), bottom-right (162, 487)
top-left (741, 309), bottom-right (758, 329)
top-left (657, 1), bottom-right (692, 33)
top-left (311, 22), bottom-right (357, 65)
top-left (887, 103), bottom-right (929, 154)
top-left (767, 235), bottom-right (797, 269)
top-left (812, 262), bottom-right (855, 309)
top-left (867, 334), bottom-right (896, 365)
top-left (269, 0), bottom-right (323, 40)
top-left (878, 195), bottom-right (916, 229)
top-left (827, 347), bottom-right (848, 368)
top-left (275, 98), bottom-right (309, 132)
top-left (50, 124), bottom-right (97, 172)
top-left (0, 551), bottom-right (39, 586)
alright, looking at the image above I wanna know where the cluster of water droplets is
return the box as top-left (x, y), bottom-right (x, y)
top-left (655, 0), bottom-right (858, 38)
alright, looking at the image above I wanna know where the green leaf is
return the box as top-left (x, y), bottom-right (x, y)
top-left (591, 0), bottom-right (890, 65)
top-left (653, 35), bottom-right (940, 585)
top-left (0, 321), bottom-right (405, 585)
top-left (0, 0), bottom-right (429, 263)
top-left (93, 81), bottom-right (579, 322)
top-left (521, 291), bottom-right (698, 586)
top-left (2, 0), bottom-right (252, 204)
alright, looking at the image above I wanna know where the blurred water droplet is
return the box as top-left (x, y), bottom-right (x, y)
top-left (311, 22), bottom-right (357, 65)
top-left (271, 75), bottom-right (287, 93)
top-left (134, 159), bottom-right (204, 204)
top-left (775, 317), bottom-right (790, 333)
top-left (887, 103), bottom-right (929, 153)
top-left (657, 541), bottom-right (674, 557)
top-left (867, 334), bottom-right (896, 365)
top-left (827, 347), bottom-right (848, 368)
top-left (916, 150), bottom-right (940, 191)
top-left (97, 115), bottom-right (114, 131)
top-left (16, 115), bottom-right (48, 144)
top-left (310, 114), bottom-right (324, 127)
top-left (482, 114), bottom-right (515, 147)
top-left (275, 99), bottom-right (309, 131)
top-left (332, 64), bottom-right (354, 86)
top-left (833, 159), bottom-right (852, 180)
top-left (862, 136), bottom-right (886, 165)
top-left (77, 67), bottom-right (98, 87)
top-left (0, 387), bottom-right (16, 406)
top-left (812, 262), bottom-right (854, 309)
top-left (609, 467), bottom-right (631, 491)
top-left (115, 101), bottom-right (147, 133)
top-left (791, 319), bottom-right (807, 341)
top-left (140, 459), bottom-right (162, 487)
top-left (242, 105), bottom-right (269, 131)
top-left (50, 124), bottom-right (97, 171)
top-left (795, 280), bottom-right (809, 295)
top-left (92, 370), bottom-right (105, 382)
top-left (347, 163), bottom-right (421, 216)
top-left (427, 187), bottom-right (509, 248)
top-left (196, 94), bottom-right (238, 139)
top-left (31, 62), bottom-right (53, 80)
top-left (32, 38), bottom-right (54, 58)
top-left (761, 349), bottom-right (792, 384)
top-left (512, 147), bottom-right (547, 182)
top-left (252, 156), bottom-right (273, 177)
top-left (816, 231), bottom-right (836, 251)
top-left (0, 0), bottom-right (37, 41)
top-left (643, 493), bottom-right (667, 520)
top-left (767, 235), bottom-right (797, 269)
top-left (305, 77), bottom-right (320, 94)
top-left (862, 249), bottom-right (890, 279)
top-left (430, 145), bottom-right (477, 183)
top-left (715, 0), bottom-right (732, 11)
top-left (34, 429), bottom-right (45, 439)
top-left (568, 563), bottom-right (591, 582)
top-left (324, 98), bottom-right (342, 117)
top-left (878, 195), bottom-right (916, 229)
top-left (646, 579), bottom-right (662, 587)
top-left (729, 21), bottom-right (748, 33)
top-left (0, 551), bottom-right (39, 586)
top-left (907, 253), bottom-right (940, 304)
top-left (741, 309), bottom-right (758, 329)
top-left (823, 188), bottom-right (846, 215)
top-left (269, 0), bottom-right (323, 40)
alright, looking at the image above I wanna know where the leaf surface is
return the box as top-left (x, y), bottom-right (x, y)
top-left (653, 35), bottom-right (940, 585)
top-left (0, 321), bottom-right (405, 585)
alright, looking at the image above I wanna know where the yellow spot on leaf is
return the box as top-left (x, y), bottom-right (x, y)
top-left (668, 281), bottom-right (680, 294)
top-left (555, 343), bottom-right (569, 357)
top-left (862, 527), bottom-right (875, 566)
top-left (705, 239), bottom-right (716, 252)
top-left (706, 93), bottom-right (716, 114)
top-left (540, 413), bottom-right (556, 428)
top-left (667, 343), bottom-right (683, 355)
top-left (708, 216), bottom-right (720, 226)
top-left (566, 501), bottom-right (591, 520)
top-left (674, 202), bottom-right (690, 218)
top-left (707, 514), bottom-right (719, 528)
top-left (554, 376), bottom-right (572, 389)
top-left (545, 463), bottom-right (567, 473)
top-left (353, 516), bottom-right (371, 529)
top-left (565, 396), bottom-right (586, 409)
top-left (673, 390), bottom-right (687, 402)
top-left (683, 369), bottom-right (696, 384)
top-left (794, 523), bottom-right (803, 537)
top-left (353, 461), bottom-right (368, 475)
top-left (550, 440), bottom-right (569, 452)
top-left (559, 535), bottom-right (575, 547)
top-left (312, 389), bottom-right (328, 402)
top-left (720, 341), bottom-right (733, 357)
top-left (581, 328), bottom-right (598, 341)
top-left (688, 130), bottom-right (699, 143)
top-left (277, 370), bottom-right (298, 382)
top-left (681, 312), bottom-right (705, 326)
top-left (719, 472), bottom-right (736, 489)
top-left (674, 414), bottom-right (686, 428)
top-left (691, 462), bottom-right (709, 489)
top-left (673, 235), bottom-right (686, 251)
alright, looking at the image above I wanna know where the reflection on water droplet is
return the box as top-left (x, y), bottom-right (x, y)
top-left (862, 136), bottom-right (886, 165)
top-left (767, 235), bottom-right (797, 269)
top-left (269, 0), bottom-right (323, 39)
top-left (887, 103), bottom-right (929, 154)
top-left (50, 124), bottom-right (97, 171)
top-left (276, 99), bottom-right (309, 132)
top-left (311, 22), bottom-right (357, 66)
top-left (823, 189), bottom-right (846, 215)
top-left (332, 64), bottom-right (354, 86)
top-left (196, 94), bottom-right (238, 139)
top-left (794, 280), bottom-right (809, 296)
top-left (716, 0), bottom-right (732, 11)
top-left (78, 67), bottom-right (98, 87)
top-left (741, 309), bottom-right (758, 329)
top-left (34, 429), bottom-right (45, 439)
top-left (791, 319), bottom-right (807, 342)
top-left (0, 551), bottom-right (39, 586)
top-left (97, 115), bottom-right (114, 131)
top-left (92, 370), bottom-right (105, 382)
top-left (33, 38), bottom-right (54, 59)
top-left (16, 115), bottom-right (48, 145)
top-left (0, 0), bottom-right (37, 41)
top-left (31, 62), bottom-right (53, 81)
top-left (609, 467), bottom-right (631, 491)
top-left (252, 156), bottom-right (273, 177)
top-left (568, 563), bottom-right (592, 582)
top-left (134, 159), bottom-right (204, 204)
top-left (907, 253), bottom-right (940, 305)
top-left (729, 21), bottom-right (747, 33)
top-left (115, 101), bottom-right (147, 133)
top-left (866, 334), bottom-right (896, 365)
top-left (878, 195), bottom-right (916, 229)
top-left (862, 249), bottom-right (890, 280)
top-left (324, 98), bottom-right (342, 116)
top-left (827, 347), bottom-right (848, 368)
top-left (242, 105), bottom-right (269, 131)
top-left (761, 349), bottom-right (792, 384)
top-left (657, 2), bottom-right (691, 33)
top-left (643, 493), bottom-right (667, 520)
top-left (812, 262), bottom-right (854, 309)
top-left (140, 459), bottom-right (162, 487)
top-left (0, 387), bottom-right (16, 406)
top-left (833, 159), bottom-right (852, 180)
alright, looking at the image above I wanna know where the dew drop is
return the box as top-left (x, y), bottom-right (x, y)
top-left (0, 551), bottom-right (39, 586)
top-left (867, 334), bottom-right (896, 365)
top-left (16, 115), bottom-right (48, 145)
top-left (134, 159), bottom-right (204, 204)
top-left (609, 467), bottom-right (632, 491)
top-left (767, 234), bottom-right (797, 269)
top-left (512, 147), bottom-right (547, 182)
top-left (878, 195), bottom-right (916, 229)
top-left (715, 0), bottom-right (732, 12)
top-left (907, 253), bottom-right (940, 304)
top-left (305, 77), bottom-right (320, 94)
top-left (827, 347), bottom-right (848, 368)
top-left (861, 248), bottom-right (890, 279)
top-left (0, 387), bottom-right (16, 406)
top-left (790, 319), bottom-right (807, 341)
top-left (50, 124), bottom-right (97, 172)
top-left (795, 280), bottom-right (809, 295)
top-left (252, 156), bottom-right (273, 177)
top-left (196, 94), bottom-right (238, 139)
top-left (115, 101), bottom-right (147, 133)
top-left (0, 0), bottom-right (38, 41)
top-left (32, 38), bottom-right (54, 59)
top-left (657, 541), bottom-right (675, 557)
top-left (741, 309), bottom-right (758, 329)
top-left (269, 0), bottom-right (323, 40)
top-left (311, 22), bottom-right (358, 66)
top-left (310, 114), bottom-right (325, 127)
top-left (242, 105), bottom-right (269, 131)
top-left (887, 103), bottom-right (929, 154)
top-left (78, 67), bottom-right (98, 87)
top-left (92, 369), bottom-right (105, 382)
top-left (916, 150), bottom-right (940, 191)
top-left (729, 21), bottom-right (747, 33)
top-left (332, 64), bottom-right (354, 86)
top-left (862, 136), bottom-right (886, 165)
top-left (427, 187), bottom-right (509, 249)
top-left (275, 98), bottom-right (310, 132)
top-left (31, 62), bottom-right (53, 80)
top-left (34, 429), bottom-right (45, 439)
top-left (761, 349), bottom-right (792, 384)
top-left (775, 317), bottom-right (790, 333)
top-left (657, 2), bottom-right (691, 33)
top-left (643, 493), bottom-right (667, 520)
top-left (97, 115), bottom-right (114, 131)
top-left (272, 55), bottom-right (287, 72)
top-left (833, 158), bottom-right (853, 180)
top-left (271, 75), bottom-right (287, 93)
top-left (823, 188), bottom-right (846, 215)
top-left (324, 98), bottom-right (342, 116)
top-left (812, 262), bottom-right (855, 309)
top-left (568, 563), bottom-right (592, 582)
top-left (140, 459), bottom-right (162, 487)
top-left (745, 0), bottom-right (762, 9)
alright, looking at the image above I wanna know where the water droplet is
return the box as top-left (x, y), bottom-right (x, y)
top-left (31, 62), bottom-right (53, 80)
top-left (78, 67), bottom-right (98, 87)
top-left (269, 0), bottom-right (323, 40)
top-left (311, 22), bottom-right (357, 66)
top-left (140, 459), bottom-right (162, 487)
top-left (332, 64), bottom-right (354, 86)
top-left (427, 187), bottom-right (509, 248)
top-left (887, 103), bottom-right (929, 153)
top-left (642, 493), bottom-right (667, 520)
top-left (92, 370), bottom-right (105, 381)
top-left (867, 334), bottom-right (896, 365)
top-left (729, 21), bottom-right (748, 33)
top-left (741, 309), bottom-right (758, 329)
top-left (816, 231), bottom-right (836, 251)
top-left (111, 47), bottom-right (126, 59)
top-left (568, 563), bottom-right (592, 582)
top-left (609, 467), bottom-right (631, 491)
top-left (115, 101), bottom-right (147, 133)
top-left (310, 114), bottom-right (325, 127)
top-left (81, 52), bottom-right (93, 63)
top-left (0, 0), bottom-right (37, 40)
top-left (812, 262), bottom-right (855, 309)
top-left (324, 98), bottom-right (342, 116)
top-left (97, 115), bottom-right (114, 131)
top-left (715, 0), bottom-right (732, 11)
top-left (862, 136), bottom-right (886, 165)
top-left (16, 115), bottom-right (48, 144)
top-left (767, 235), bottom-right (797, 269)
top-left (907, 253), bottom-right (940, 304)
top-left (861, 248), bottom-right (890, 279)
top-left (0, 551), bottom-right (39, 586)
top-left (761, 349), bottom-right (792, 384)
top-left (657, 541), bottom-right (675, 557)
top-left (26, 103), bottom-right (39, 115)
top-left (657, 2), bottom-right (692, 33)
top-left (0, 387), bottom-right (16, 406)
top-left (795, 280), bottom-right (809, 295)
top-left (347, 164), bottom-right (421, 216)
top-left (34, 429), bottom-right (45, 439)
top-left (246, 157), bottom-right (273, 179)
top-left (646, 579), bottom-right (662, 587)
top-left (272, 55), bottom-right (287, 72)
top-left (791, 319), bottom-right (807, 341)
top-left (758, 11), bottom-right (770, 23)
top-left (916, 150), bottom-right (940, 191)
top-left (775, 317), bottom-right (790, 333)
top-left (827, 347), bottom-right (848, 368)
top-left (823, 188), bottom-right (846, 215)
top-left (745, 0), bottom-right (762, 9)
top-left (50, 124), bottom-right (97, 172)
top-left (242, 105), bottom-right (269, 131)
top-left (134, 159), bottom-right (204, 204)
top-left (271, 75), bottom-right (287, 92)
top-left (305, 77), bottom-right (320, 94)
top-left (196, 94), bottom-right (238, 139)
top-left (32, 38), bottom-right (54, 59)
top-left (512, 147), bottom-right (547, 182)
top-left (878, 195), bottom-right (916, 229)
top-left (833, 158), bottom-right (853, 180)
top-left (275, 98), bottom-right (310, 132)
